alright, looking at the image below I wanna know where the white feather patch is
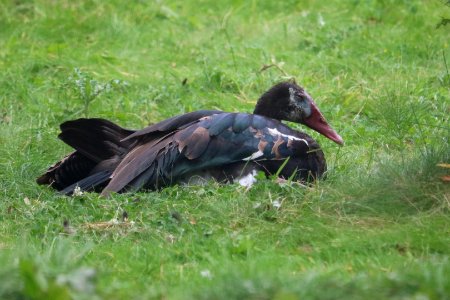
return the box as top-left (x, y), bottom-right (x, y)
top-left (236, 170), bottom-right (258, 187)
top-left (267, 128), bottom-right (309, 146)
top-left (242, 150), bottom-right (264, 161)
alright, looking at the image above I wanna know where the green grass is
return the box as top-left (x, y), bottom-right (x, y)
top-left (0, 0), bottom-right (449, 299)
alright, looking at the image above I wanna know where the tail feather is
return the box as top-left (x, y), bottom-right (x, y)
top-left (37, 118), bottom-right (135, 192)
top-left (60, 170), bottom-right (113, 195)
top-left (36, 151), bottom-right (97, 191)
top-left (59, 118), bottom-right (135, 162)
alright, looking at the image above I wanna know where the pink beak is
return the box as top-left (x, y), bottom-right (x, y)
top-left (303, 102), bottom-right (344, 145)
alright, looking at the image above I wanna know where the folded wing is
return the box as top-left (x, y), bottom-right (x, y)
top-left (101, 113), bottom-right (313, 195)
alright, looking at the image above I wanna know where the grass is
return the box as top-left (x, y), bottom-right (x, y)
top-left (0, 0), bottom-right (449, 299)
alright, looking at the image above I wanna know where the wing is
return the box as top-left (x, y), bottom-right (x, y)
top-left (122, 110), bottom-right (222, 142)
top-left (100, 113), bottom-right (315, 195)
top-left (38, 111), bottom-right (221, 194)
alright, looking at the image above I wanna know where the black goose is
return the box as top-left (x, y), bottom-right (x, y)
top-left (37, 82), bottom-right (343, 196)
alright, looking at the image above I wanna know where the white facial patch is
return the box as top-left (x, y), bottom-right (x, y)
top-left (236, 170), bottom-right (258, 187)
top-left (242, 150), bottom-right (264, 161)
top-left (288, 87), bottom-right (312, 118)
top-left (288, 87), bottom-right (297, 104)
top-left (267, 128), bottom-right (309, 146)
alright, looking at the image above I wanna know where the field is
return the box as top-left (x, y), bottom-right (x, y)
top-left (0, 0), bottom-right (449, 299)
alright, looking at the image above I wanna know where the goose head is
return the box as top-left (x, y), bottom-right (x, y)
top-left (254, 81), bottom-right (344, 145)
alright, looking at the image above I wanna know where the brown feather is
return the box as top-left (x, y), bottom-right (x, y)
top-left (258, 140), bottom-right (268, 153)
top-left (271, 136), bottom-right (285, 159)
top-left (178, 126), bottom-right (210, 160)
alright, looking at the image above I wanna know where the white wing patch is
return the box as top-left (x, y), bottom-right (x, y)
top-left (267, 128), bottom-right (309, 146)
top-left (236, 170), bottom-right (258, 187)
top-left (242, 150), bottom-right (264, 161)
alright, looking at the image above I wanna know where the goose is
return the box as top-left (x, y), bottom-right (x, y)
top-left (37, 81), bottom-right (343, 196)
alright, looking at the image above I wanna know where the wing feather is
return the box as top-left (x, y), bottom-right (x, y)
top-left (177, 126), bottom-right (210, 159)
top-left (122, 110), bottom-right (220, 142)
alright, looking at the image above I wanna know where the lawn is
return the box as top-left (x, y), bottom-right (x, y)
top-left (0, 0), bottom-right (449, 299)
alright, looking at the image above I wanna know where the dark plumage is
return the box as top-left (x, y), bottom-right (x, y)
top-left (37, 82), bottom-right (343, 195)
